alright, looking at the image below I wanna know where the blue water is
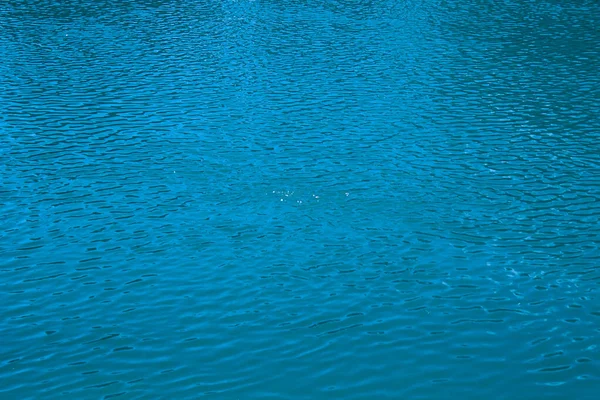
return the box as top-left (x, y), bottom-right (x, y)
top-left (1, 0), bottom-right (599, 398)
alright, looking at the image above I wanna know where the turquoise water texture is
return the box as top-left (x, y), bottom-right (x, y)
top-left (1, 0), bottom-right (599, 398)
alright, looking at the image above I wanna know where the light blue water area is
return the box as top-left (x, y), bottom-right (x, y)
top-left (1, 0), bottom-right (599, 398)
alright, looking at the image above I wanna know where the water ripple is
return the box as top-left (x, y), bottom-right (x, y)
top-left (1, 0), bottom-right (600, 399)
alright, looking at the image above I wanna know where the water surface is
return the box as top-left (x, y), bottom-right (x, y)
top-left (1, 0), bottom-right (599, 398)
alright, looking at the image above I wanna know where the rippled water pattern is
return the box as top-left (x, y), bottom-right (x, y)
top-left (1, 0), bottom-right (600, 398)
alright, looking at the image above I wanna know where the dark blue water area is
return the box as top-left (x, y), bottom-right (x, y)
top-left (1, 0), bottom-right (599, 398)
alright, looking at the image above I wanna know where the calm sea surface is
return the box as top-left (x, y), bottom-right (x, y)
top-left (1, 0), bottom-right (599, 398)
